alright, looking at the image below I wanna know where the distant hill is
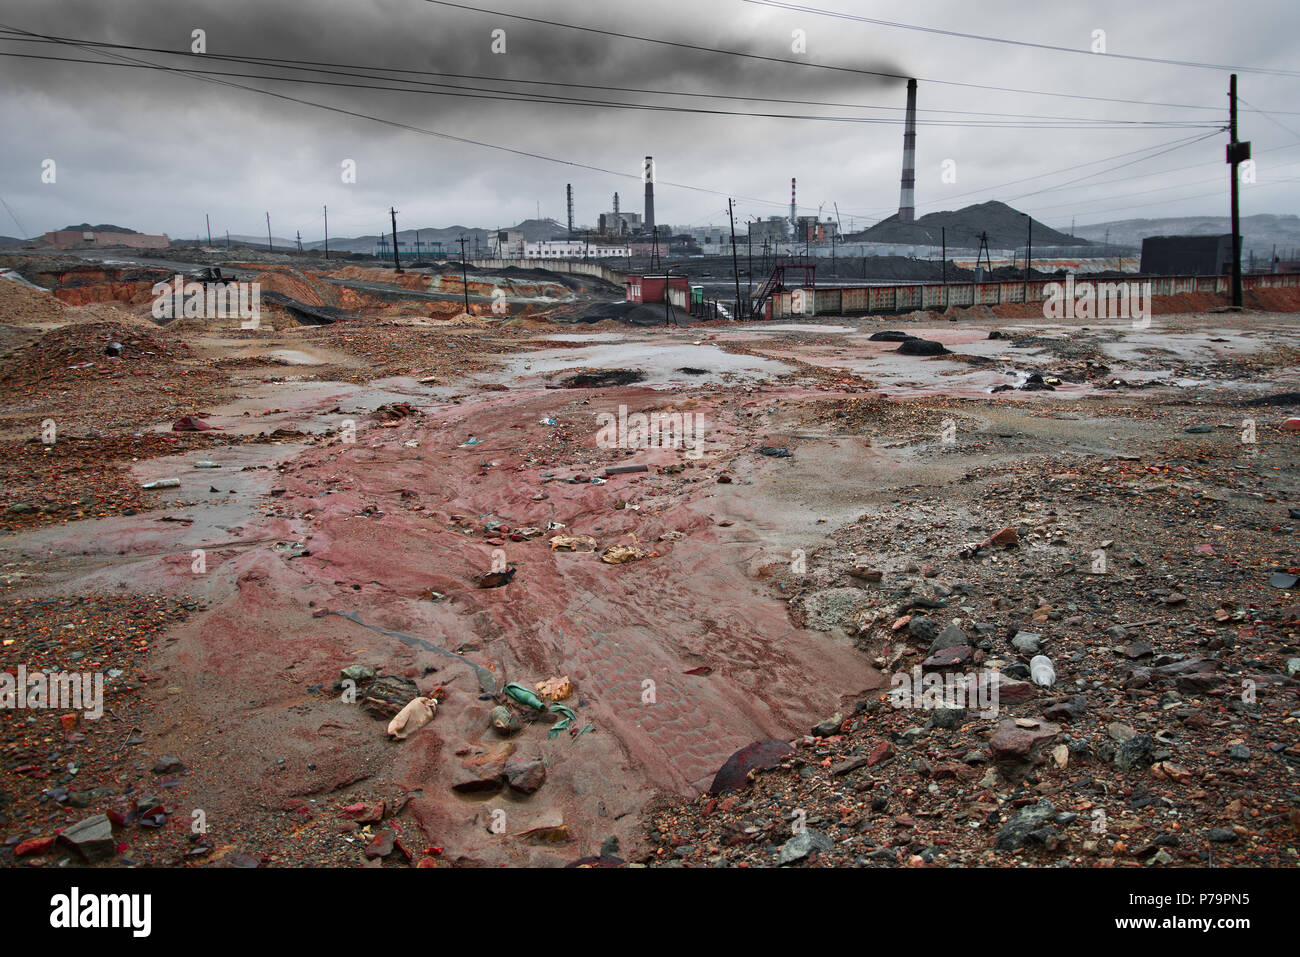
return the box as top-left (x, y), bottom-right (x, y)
top-left (61, 223), bottom-right (139, 234)
top-left (302, 218), bottom-right (567, 254)
top-left (1073, 214), bottom-right (1300, 260)
top-left (856, 201), bottom-right (1086, 249)
top-left (0, 236), bottom-right (25, 247)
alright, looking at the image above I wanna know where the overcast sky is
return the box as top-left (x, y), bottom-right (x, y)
top-left (0, 0), bottom-right (1296, 241)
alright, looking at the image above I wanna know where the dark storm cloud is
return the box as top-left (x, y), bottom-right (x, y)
top-left (0, 0), bottom-right (1294, 240)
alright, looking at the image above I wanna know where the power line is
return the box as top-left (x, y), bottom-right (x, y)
top-left (0, 43), bottom-right (1217, 129)
top-left (1005, 131), bottom-right (1221, 201)
top-left (417, 0), bottom-right (1230, 112)
top-left (0, 21), bottom-right (802, 214)
top-left (742, 1), bottom-right (1300, 78)
top-left (1063, 177), bottom-right (1300, 225)
top-left (917, 131), bottom-right (1219, 209)
top-left (0, 29), bottom-right (1237, 124)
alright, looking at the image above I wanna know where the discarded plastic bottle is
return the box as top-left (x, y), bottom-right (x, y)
top-left (193, 461), bottom-right (220, 469)
top-left (141, 478), bottom-right (181, 489)
top-left (1029, 654), bottom-right (1056, 687)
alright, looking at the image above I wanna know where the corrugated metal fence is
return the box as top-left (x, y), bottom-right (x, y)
top-left (766, 273), bottom-right (1300, 319)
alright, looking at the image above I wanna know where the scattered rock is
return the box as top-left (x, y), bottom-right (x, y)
top-left (57, 813), bottom-right (117, 862)
top-left (996, 799), bottom-right (1056, 851)
top-left (777, 828), bottom-right (834, 865)
top-left (708, 738), bottom-right (794, 795)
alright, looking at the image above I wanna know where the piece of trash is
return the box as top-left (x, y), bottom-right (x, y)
top-left (758, 446), bottom-right (793, 458)
top-left (141, 478), bottom-right (181, 489)
top-left (1029, 655), bottom-right (1056, 687)
top-left (504, 682), bottom-right (547, 711)
top-left (590, 477), bottom-right (607, 485)
top-left (503, 682), bottom-right (579, 738)
top-left (601, 543), bottom-right (650, 564)
top-left (490, 705), bottom-right (522, 736)
top-left (546, 521), bottom-right (566, 531)
top-left (535, 676), bottom-right (573, 702)
top-left (540, 417), bottom-right (558, 426)
top-left (459, 437), bottom-right (481, 447)
top-left (474, 567), bottom-right (516, 588)
top-left (387, 696), bottom-right (437, 740)
top-left (684, 666), bottom-right (713, 676)
top-left (604, 465), bottom-right (649, 476)
top-left (549, 535), bottom-right (598, 552)
top-left (193, 461), bottom-right (220, 469)
top-left (172, 416), bottom-right (220, 432)
top-left (1270, 572), bottom-right (1299, 589)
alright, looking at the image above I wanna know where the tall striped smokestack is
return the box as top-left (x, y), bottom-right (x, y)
top-left (790, 177), bottom-right (797, 229)
top-left (899, 78), bottom-right (917, 223)
top-left (643, 156), bottom-right (655, 232)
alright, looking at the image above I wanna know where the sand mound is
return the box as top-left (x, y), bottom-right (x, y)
top-left (0, 276), bottom-right (71, 326)
top-left (0, 321), bottom-right (199, 392)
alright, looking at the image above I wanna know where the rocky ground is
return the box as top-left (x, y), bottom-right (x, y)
top-left (0, 263), bottom-right (1296, 869)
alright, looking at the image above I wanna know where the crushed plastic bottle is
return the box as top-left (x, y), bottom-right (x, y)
top-left (1029, 654), bottom-right (1056, 687)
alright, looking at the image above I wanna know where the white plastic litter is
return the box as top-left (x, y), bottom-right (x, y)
top-left (386, 696), bottom-right (437, 740)
top-left (1029, 655), bottom-right (1056, 687)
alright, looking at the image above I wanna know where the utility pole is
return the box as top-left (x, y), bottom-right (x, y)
top-left (1227, 73), bottom-right (1250, 308)
top-left (389, 207), bottom-right (402, 272)
top-left (323, 205), bottom-right (329, 260)
top-left (225, 230), bottom-right (230, 250)
top-left (665, 262), bottom-right (675, 326)
top-left (728, 198), bottom-right (742, 320)
top-left (457, 236), bottom-right (469, 315)
top-left (747, 221), bottom-right (753, 303)
top-left (266, 212), bottom-right (273, 252)
top-left (941, 226), bottom-right (947, 309)
top-left (205, 214), bottom-right (212, 246)
top-left (1024, 215), bottom-right (1032, 303)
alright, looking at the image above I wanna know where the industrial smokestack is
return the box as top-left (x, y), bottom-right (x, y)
top-left (643, 156), bottom-right (655, 233)
top-left (899, 79), bottom-right (917, 223)
top-left (790, 177), bottom-right (797, 230)
top-left (613, 192), bottom-right (620, 217)
top-left (566, 184), bottom-right (574, 237)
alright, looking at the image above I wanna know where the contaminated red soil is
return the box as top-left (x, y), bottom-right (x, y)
top-left (1, 266), bottom-right (1297, 868)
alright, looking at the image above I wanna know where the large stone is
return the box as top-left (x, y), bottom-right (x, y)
top-left (987, 671), bottom-right (1037, 703)
top-left (360, 675), bottom-right (420, 719)
top-left (58, 813), bottom-right (117, 862)
top-left (709, 738), bottom-right (794, 795)
top-left (1115, 733), bottom-right (1155, 771)
top-left (996, 799), bottom-right (1056, 851)
top-left (1041, 695), bottom-right (1088, 723)
top-left (908, 616), bottom-right (940, 642)
top-left (1011, 631), bottom-right (1042, 655)
top-left (503, 759), bottom-right (547, 795)
top-left (989, 719), bottom-right (1061, 762)
top-left (929, 623), bottom-right (968, 655)
top-left (778, 828), bottom-right (834, 865)
top-left (896, 338), bottom-right (950, 356)
top-left (451, 741), bottom-right (516, 794)
top-left (922, 645), bottom-right (973, 668)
